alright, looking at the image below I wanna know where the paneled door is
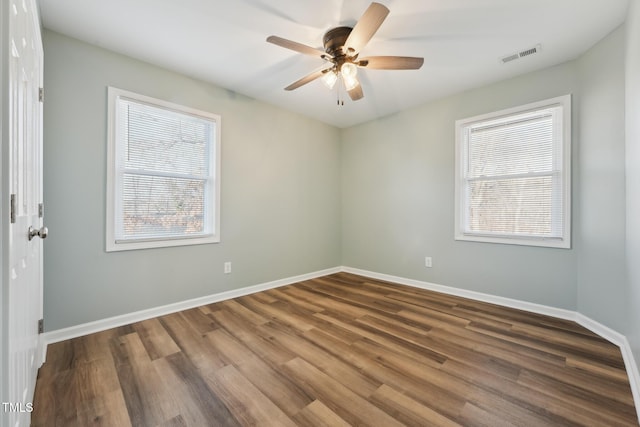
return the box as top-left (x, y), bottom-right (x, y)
top-left (2, 0), bottom-right (45, 426)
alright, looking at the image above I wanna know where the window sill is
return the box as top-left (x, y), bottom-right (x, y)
top-left (106, 234), bottom-right (220, 252)
top-left (455, 233), bottom-right (571, 249)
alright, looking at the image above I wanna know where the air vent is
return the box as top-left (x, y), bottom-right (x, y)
top-left (501, 44), bottom-right (542, 64)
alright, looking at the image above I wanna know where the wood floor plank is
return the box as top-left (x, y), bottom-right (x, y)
top-left (153, 352), bottom-right (240, 427)
top-left (217, 298), bottom-right (269, 326)
top-left (369, 384), bottom-right (463, 427)
top-left (314, 311), bottom-right (448, 368)
top-left (32, 368), bottom-right (79, 426)
top-left (292, 400), bottom-right (352, 427)
top-left (428, 318), bottom-right (635, 401)
top-left (237, 294), bottom-right (317, 333)
top-left (278, 285), bottom-right (342, 314)
top-left (133, 317), bottom-right (181, 360)
top-left (207, 320), bottom-right (314, 416)
top-left (467, 323), bottom-right (621, 368)
top-left (234, 355), bottom-right (314, 417)
top-left (281, 357), bottom-right (406, 427)
top-left (516, 369), bottom-right (638, 423)
top-left (75, 390), bottom-right (133, 427)
top-left (427, 317), bottom-right (572, 370)
top-left (303, 330), bottom-right (468, 420)
top-left (178, 307), bottom-right (220, 335)
top-left (210, 307), bottom-right (297, 365)
top-left (565, 356), bottom-right (630, 382)
top-left (295, 283), bottom-right (372, 318)
top-left (205, 328), bottom-right (256, 365)
top-left (153, 353), bottom-right (228, 426)
top-left (352, 337), bottom-right (556, 425)
top-left (156, 414), bottom-right (188, 427)
top-left (158, 312), bottom-right (228, 374)
top-left (397, 302), bottom-right (473, 328)
top-left (458, 402), bottom-right (517, 427)
top-left (110, 333), bottom-right (180, 426)
top-left (205, 364), bottom-right (297, 427)
top-left (32, 273), bottom-right (639, 426)
top-left (266, 287), bottom-right (326, 313)
top-left (440, 357), bottom-right (608, 425)
top-left (257, 320), bottom-right (382, 397)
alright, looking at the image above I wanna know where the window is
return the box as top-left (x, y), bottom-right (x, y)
top-left (106, 87), bottom-right (221, 251)
top-left (454, 95), bottom-right (571, 248)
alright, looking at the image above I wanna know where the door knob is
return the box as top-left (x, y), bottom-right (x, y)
top-left (28, 226), bottom-right (48, 241)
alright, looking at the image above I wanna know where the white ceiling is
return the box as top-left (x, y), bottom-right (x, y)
top-left (38, 0), bottom-right (629, 128)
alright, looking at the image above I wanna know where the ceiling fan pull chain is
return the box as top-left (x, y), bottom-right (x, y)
top-left (339, 79), bottom-right (348, 106)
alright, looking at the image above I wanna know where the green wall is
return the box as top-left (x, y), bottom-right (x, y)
top-left (575, 27), bottom-right (627, 332)
top-left (625, 1), bottom-right (640, 374)
top-left (43, 30), bottom-right (341, 331)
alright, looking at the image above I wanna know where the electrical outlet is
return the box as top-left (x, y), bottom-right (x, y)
top-left (425, 256), bottom-right (433, 268)
top-left (224, 261), bottom-right (232, 274)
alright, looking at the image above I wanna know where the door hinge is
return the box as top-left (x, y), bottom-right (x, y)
top-left (39, 87), bottom-right (44, 103)
top-left (38, 203), bottom-right (44, 218)
top-left (38, 319), bottom-right (44, 334)
top-left (10, 194), bottom-right (16, 223)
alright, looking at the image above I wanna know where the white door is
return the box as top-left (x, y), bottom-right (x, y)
top-left (3, 0), bottom-right (45, 426)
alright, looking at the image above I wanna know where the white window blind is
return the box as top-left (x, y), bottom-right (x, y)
top-left (455, 95), bottom-right (571, 248)
top-left (107, 87), bottom-right (221, 251)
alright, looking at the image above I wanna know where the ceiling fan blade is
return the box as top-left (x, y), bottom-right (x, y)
top-left (358, 56), bottom-right (424, 70)
top-left (347, 84), bottom-right (364, 101)
top-left (266, 35), bottom-right (331, 59)
top-left (284, 68), bottom-right (331, 91)
top-left (344, 2), bottom-right (390, 54)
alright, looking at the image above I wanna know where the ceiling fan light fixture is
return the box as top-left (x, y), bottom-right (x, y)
top-left (321, 70), bottom-right (338, 89)
top-left (340, 62), bottom-right (359, 90)
top-left (341, 62), bottom-right (358, 79)
top-left (343, 74), bottom-right (360, 91)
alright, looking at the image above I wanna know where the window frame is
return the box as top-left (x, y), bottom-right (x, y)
top-left (454, 95), bottom-right (571, 249)
top-left (106, 87), bottom-right (221, 252)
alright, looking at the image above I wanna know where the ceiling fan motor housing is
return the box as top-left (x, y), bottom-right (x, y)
top-left (323, 26), bottom-right (353, 56)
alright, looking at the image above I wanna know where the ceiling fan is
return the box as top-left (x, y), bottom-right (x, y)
top-left (266, 2), bottom-right (424, 102)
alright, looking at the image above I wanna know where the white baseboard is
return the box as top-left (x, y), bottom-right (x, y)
top-left (342, 266), bottom-right (640, 423)
top-left (42, 266), bottom-right (341, 347)
top-left (41, 264), bottom-right (640, 423)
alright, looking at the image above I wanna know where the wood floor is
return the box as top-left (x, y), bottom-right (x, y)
top-left (32, 273), bottom-right (638, 426)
